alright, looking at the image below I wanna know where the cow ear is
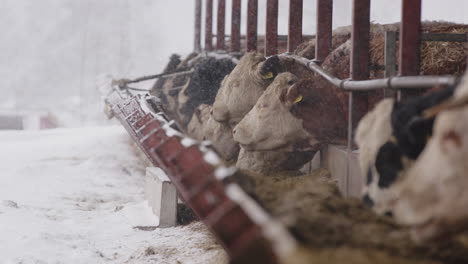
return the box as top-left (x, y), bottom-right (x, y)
top-left (258, 56), bottom-right (282, 80)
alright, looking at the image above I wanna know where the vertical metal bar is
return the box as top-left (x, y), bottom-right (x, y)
top-left (231, 0), bottom-right (241, 53)
top-left (315, 0), bottom-right (333, 62)
top-left (265, 0), bottom-right (278, 56)
top-left (399, 0), bottom-right (421, 76)
top-left (288, 0), bottom-right (303, 52)
top-left (348, 0), bottom-right (370, 197)
top-left (384, 31), bottom-right (397, 98)
top-left (205, 0), bottom-right (213, 51)
top-left (217, 0), bottom-right (226, 51)
top-left (466, 33), bottom-right (468, 69)
top-left (350, 0), bottom-right (370, 121)
top-left (346, 93), bottom-right (353, 197)
top-left (194, 0), bottom-right (202, 52)
top-left (246, 0), bottom-right (258, 52)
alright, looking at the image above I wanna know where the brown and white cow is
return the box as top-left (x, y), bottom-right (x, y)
top-left (187, 104), bottom-right (239, 162)
top-left (391, 72), bottom-right (468, 242)
top-left (211, 52), bottom-right (311, 128)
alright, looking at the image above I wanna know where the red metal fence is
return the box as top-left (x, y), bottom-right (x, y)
top-left (194, 0), bottom-right (467, 196)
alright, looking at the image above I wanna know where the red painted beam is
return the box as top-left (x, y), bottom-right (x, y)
top-left (265, 0), bottom-right (278, 56)
top-left (205, 0), bottom-right (213, 51)
top-left (246, 0), bottom-right (258, 52)
top-left (399, 0), bottom-right (422, 76)
top-left (231, 0), bottom-right (241, 52)
top-left (217, 0), bottom-right (226, 51)
top-left (315, 0), bottom-right (333, 62)
top-left (288, 0), bottom-right (303, 53)
top-left (194, 0), bottom-right (202, 52)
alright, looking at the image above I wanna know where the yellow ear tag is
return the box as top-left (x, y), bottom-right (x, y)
top-left (293, 95), bottom-right (303, 104)
top-left (262, 72), bottom-right (274, 79)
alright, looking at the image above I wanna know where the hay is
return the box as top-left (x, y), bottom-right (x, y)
top-left (369, 22), bottom-right (467, 78)
top-left (237, 168), bottom-right (468, 264)
top-left (296, 22), bottom-right (467, 78)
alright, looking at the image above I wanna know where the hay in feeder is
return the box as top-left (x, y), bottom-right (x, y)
top-left (237, 168), bottom-right (468, 264)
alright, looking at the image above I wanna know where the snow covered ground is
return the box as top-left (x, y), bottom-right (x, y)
top-left (0, 126), bottom-right (227, 264)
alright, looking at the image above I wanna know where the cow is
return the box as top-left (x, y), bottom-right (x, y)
top-left (177, 56), bottom-right (236, 127)
top-left (211, 52), bottom-right (289, 127)
top-left (187, 104), bottom-right (239, 162)
top-left (355, 84), bottom-right (456, 216)
top-left (231, 73), bottom-right (327, 173)
top-left (390, 72), bottom-right (468, 242)
top-left (151, 53), bottom-right (236, 128)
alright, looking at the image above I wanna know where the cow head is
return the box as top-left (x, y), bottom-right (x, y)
top-left (211, 52), bottom-right (283, 127)
top-left (391, 73), bottom-right (468, 242)
top-left (177, 57), bottom-right (236, 127)
top-left (355, 84), bottom-right (456, 216)
top-left (355, 99), bottom-right (404, 215)
top-left (232, 73), bottom-right (320, 152)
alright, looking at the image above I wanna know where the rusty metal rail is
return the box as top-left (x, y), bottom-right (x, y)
top-left (105, 89), bottom-right (301, 264)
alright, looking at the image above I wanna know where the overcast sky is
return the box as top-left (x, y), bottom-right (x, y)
top-left (0, 0), bottom-right (466, 120)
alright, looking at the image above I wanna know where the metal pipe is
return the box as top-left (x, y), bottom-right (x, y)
top-left (205, 0), bottom-right (214, 51)
top-left (315, 0), bottom-right (333, 62)
top-left (278, 54), bottom-right (458, 92)
top-left (265, 0), bottom-right (278, 56)
top-left (217, 0), bottom-right (226, 51)
top-left (288, 0), bottom-right (303, 52)
top-left (194, 0), bottom-right (202, 52)
top-left (246, 0), bottom-right (258, 52)
top-left (231, 0), bottom-right (241, 52)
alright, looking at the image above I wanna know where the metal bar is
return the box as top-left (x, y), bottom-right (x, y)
top-left (205, 0), bottom-right (214, 51)
top-left (384, 31), bottom-right (397, 98)
top-left (194, 0), bottom-right (202, 52)
top-left (399, 0), bottom-right (422, 76)
top-left (124, 70), bottom-right (195, 85)
top-left (351, 0), bottom-right (370, 81)
top-left (315, 0), bottom-right (333, 62)
top-left (246, 0), bottom-right (258, 52)
top-left (217, 0), bottom-right (226, 51)
top-left (265, 0), bottom-right (278, 56)
top-left (421, 33), bottom-right (468, 42)
top-left (379, 32), bottom-right (468, 43)
top-left (278, 54), bottom-right (458, 91)
top-left (231, 0), bottom-right (241, 52)
top-left (466, 33), bottom-right (468, 67)
top-left (288, 0), bottom-right (303, 52)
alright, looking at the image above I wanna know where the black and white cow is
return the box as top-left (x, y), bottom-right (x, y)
top-left (355, 84), bottom-right (456, 216)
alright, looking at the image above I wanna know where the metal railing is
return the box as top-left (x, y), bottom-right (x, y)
top-left (193, 0), bottom-right (468, 196)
